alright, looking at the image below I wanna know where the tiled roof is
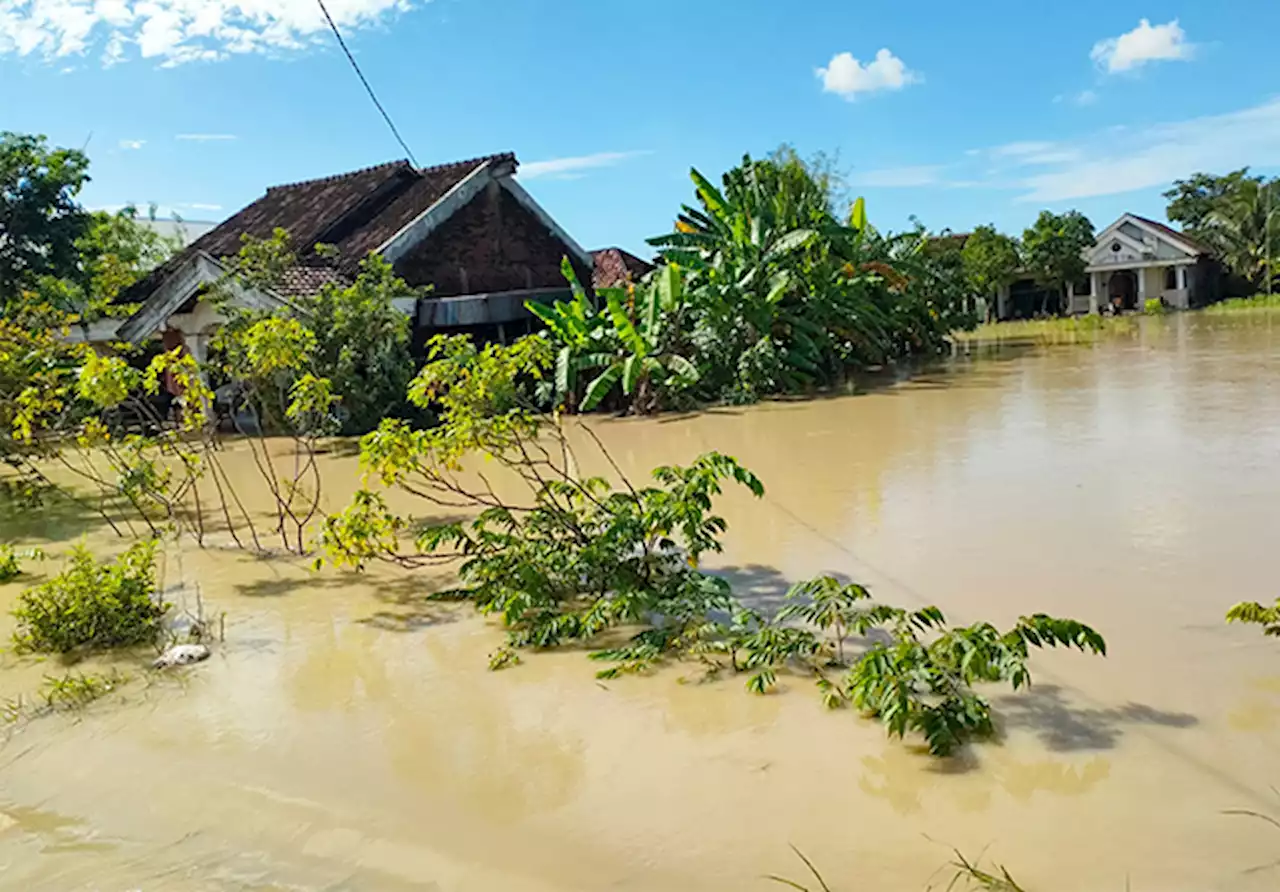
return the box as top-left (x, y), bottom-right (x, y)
top-left (1129, 214), bottom-right (1212, 255)
top-left (122, 153), bottom-right (516, 303)
top-left (591, 247), bottom-right (654, 289)
top-left (277, 265), bottom-right (353, 297)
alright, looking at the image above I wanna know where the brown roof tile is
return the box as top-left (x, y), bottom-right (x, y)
top-left (591, 247), bottom-right (654, 289)
top-left (123, 153), bottom-right (516, 303)
top-left (277, 265), bottom-right (354, 297)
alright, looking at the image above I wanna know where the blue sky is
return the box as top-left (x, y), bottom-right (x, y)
top-left (4, 1), bottom-right (1280, 256)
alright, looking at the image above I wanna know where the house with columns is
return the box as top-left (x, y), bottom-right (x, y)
top-left (996, 213), bottom-right (1217, 319)
top-left (1070, 214), bottom-right (1214, 314)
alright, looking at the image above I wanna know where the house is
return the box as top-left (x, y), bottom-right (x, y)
top-left (995, 213), bottom-right (1216, 319)
top-left (1070, 214), bottom-right (1215, 313)
top-left (590, 247), bottom-right (654, 289)
top-left (78, 153), bottom-right (595, 360)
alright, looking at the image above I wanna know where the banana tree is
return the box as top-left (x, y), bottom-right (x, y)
top-left (648, 155), bottom-right (918, 393)
top-left (580, 265), bottom-right (699, 413)
top-left (525, 258), bottom-right (615, 411)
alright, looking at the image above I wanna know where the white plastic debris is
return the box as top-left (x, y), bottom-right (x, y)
top-left (152, 643), bottom-right (211, 669)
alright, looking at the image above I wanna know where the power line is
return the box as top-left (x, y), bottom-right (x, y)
top-left (314, 0), bottom-right (419, 168)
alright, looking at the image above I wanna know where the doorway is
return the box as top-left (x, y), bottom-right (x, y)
top-left (1107, 270), bottom-right (1138, 311)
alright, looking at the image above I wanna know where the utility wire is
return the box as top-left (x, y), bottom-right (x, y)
top-left (314, 0), bottom-right (419, 168)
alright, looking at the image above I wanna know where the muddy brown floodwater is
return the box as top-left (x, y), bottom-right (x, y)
top-left (3, 313), bottom-right (1280, 891)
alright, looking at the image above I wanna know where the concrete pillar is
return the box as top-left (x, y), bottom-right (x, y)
top-left (1136, 267), bottom-right (1147, 307)
top-left (1089, 271), bottom-right (1101, 314)
top-left (1066, 281), bottom-right (1074, 315)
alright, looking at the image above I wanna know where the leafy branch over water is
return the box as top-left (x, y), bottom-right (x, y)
top-left (322, 335), bottom-right (1106, 756)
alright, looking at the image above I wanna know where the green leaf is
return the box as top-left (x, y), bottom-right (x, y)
top-left (764, 228), bottom-right (816, 261)
top-left (664, 354), bottom-right (699, 389)
top-left (622, 355), bottom-right (642, 395)
top-left (765, 271), bottom-right (791, 305)
top-left (690, 167), bottom-right (730, 219)
top-left (655, 262), bottom-right (682, 312)
top-left (581, 364), bottom-right (622, 410)
top-left (606, 291), bottom-right (645, 356)
top-left (642, 278), bottom-right (662, 341)
top-left (554, 346), bottom-right (573, 399)
top-left (746, 668), bottom-right (777, 695)
top-left (850, 196), bottom-right (867, 232)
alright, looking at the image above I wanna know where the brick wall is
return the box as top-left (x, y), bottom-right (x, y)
top-left (394, 181), bottom-right (588, 297)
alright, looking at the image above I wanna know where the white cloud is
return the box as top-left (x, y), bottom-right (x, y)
top-left (1091, 18), bottom-right (1194, 74)
top-left (851, 165), bottom-right (943, 188)
top-left (1017, 97), bottom-right (1280, 202)
top-left (985, 141), bottom-right (1081, 166)
top-left (1074, 89), bottom-right (1099, 106)
top-left (519, 151), bottom-right (649, 181)
top-left (181, 202), bottom-right (223, 210)
top-left (0, 0), bottom-right (421, 67)
top-left (175, 133), bottom-right (236, 141)
top-left (118, 138), bottom-right (145, 150)
top-left (817, 48), bottom-right (919, 100)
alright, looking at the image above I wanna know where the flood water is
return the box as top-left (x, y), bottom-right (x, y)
top-left (3, 313), bottom-right (1280, 891)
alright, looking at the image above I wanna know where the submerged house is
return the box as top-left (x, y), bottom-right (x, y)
top-left (1071, 214), bottom-right (1216, 313)
top-left (996, 213), bottom-right (1217, 319)
top-left (80, 153), bottom-right (595, 358)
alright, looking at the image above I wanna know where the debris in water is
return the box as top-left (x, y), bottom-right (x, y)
top-left (152, 644), bottom-right (211, 669)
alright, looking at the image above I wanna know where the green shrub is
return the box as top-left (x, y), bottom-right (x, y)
top-left (0, 545), bottom-right (46, 583)
top-left (1143, 297), bottom-right (1167, 315)
top-left (11, 540), bottom-right (167, 654)
top-left (1204, 293), bottom-right (1280, 314)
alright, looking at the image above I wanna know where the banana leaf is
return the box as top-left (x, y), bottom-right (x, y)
top-left (606, 291), bottom-right (646, 357)
top-left (581, 364), bottom-right (622, 411)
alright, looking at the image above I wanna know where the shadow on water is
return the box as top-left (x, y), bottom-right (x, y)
top-left (994, 683), bottom-right (1199, 752)
top-left (359, 575), bottom-right (467, 633)
top-left (710, 563), bottom-right (797, 616)
top-left (0, 485), bottom-right (124, 544)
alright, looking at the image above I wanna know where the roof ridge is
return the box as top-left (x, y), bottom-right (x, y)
top-left (1126, 213), bottom-right (1209, 251)
top-left (264, 153), bottom-right (516, 193)
top-left (266, 159), bottom-right (413, 192)
top-left (415, 152), bottom-right (517, 175)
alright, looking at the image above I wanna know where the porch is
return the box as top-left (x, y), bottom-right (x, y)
top-left (1068, 262), bottom-right (1196, 314)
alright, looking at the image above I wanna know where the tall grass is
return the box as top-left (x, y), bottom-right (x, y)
top-left (1203, 294), bottom-right (1280, 314)
top-left (952, 315), bottom-right (1136, 346)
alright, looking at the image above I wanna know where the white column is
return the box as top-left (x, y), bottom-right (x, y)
top-left (1136, 268), bottom-right (1146, 307)
top-left (1089, 271), bottom-right (1101, 314)
top-left (1178, 266), bottom-right (1187, 289)
top-left (1065, 281), bottom-right (1074, 315)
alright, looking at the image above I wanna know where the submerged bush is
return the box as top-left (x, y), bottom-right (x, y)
top-left (321, 337), bottom-right (1106, 756)
top-left (11, 540), bottom-right (167, 654)
top-left (0, 545), bottom-right (44, 583)
top-left (1204, 293), bottom-right (1280, 314)
top-left (1226, 597), bottom-right (1280, 636)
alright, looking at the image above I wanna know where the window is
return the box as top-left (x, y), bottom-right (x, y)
top-left (1073, 277), bottom-right (1091, 296)
top-left (1164, 267), bottom-right (1178, 290)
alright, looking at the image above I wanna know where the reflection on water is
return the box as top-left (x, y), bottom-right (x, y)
top-left (2, 314), bottom-right (1280, 890)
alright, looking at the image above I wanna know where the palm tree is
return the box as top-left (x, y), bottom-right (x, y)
top-left (1200, 178), bottom-right (1280, 291)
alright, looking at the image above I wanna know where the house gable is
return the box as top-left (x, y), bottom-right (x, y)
top-left (1087, 213), bottom-right (1202, 269)
top-left (115, 152), bottom-right (591, 343)
top-left (392, 180), bottom-right (591, 298)
top-left (117, 252), bottom-right (289, 344)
